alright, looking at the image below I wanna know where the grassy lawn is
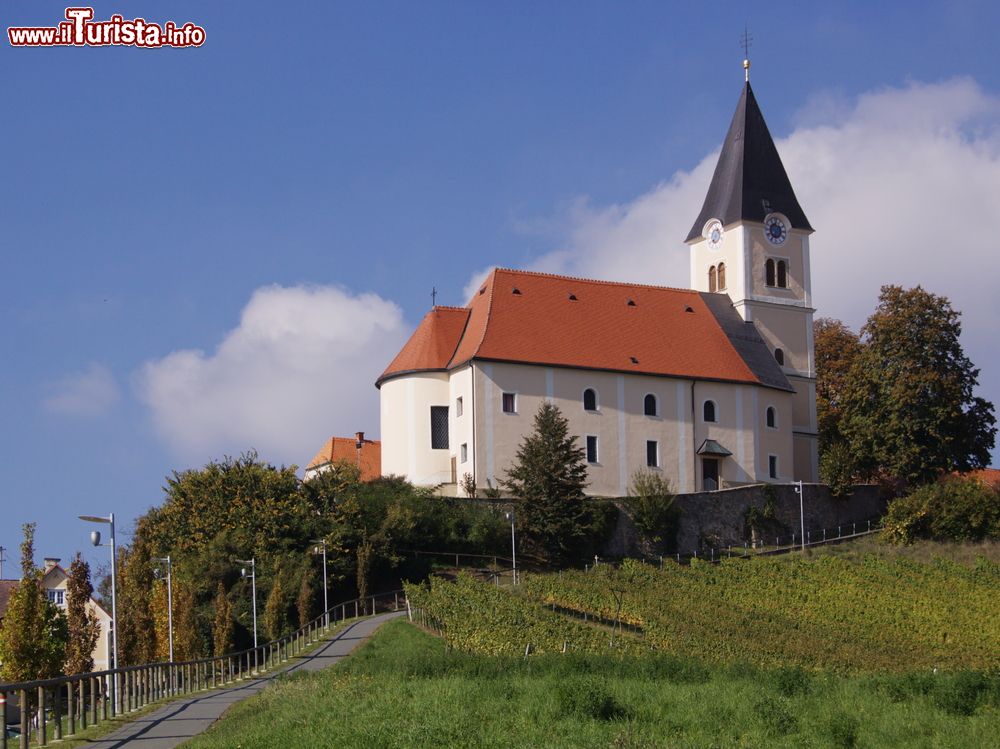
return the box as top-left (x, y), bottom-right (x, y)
top-left (181, 618), bottom-right (999, 749)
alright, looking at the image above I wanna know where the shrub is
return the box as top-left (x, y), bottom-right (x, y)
top-left (823, 713), bottom-right (860, 749)
top-left (773, 665), bottom-right (812, 696)
top-left (753, 695), bottom-right (798, 736)
top-left (932, 670), bottom-right (997, 716)
top-left (626, 470), bottom-right (679, 546)
top-left (555, 676), bottom-right (629, 721)
top-left (881, 477), bottom-right (1000, 544)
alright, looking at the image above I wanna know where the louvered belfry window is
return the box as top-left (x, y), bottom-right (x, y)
top-left (430, 406), bottom-right (449, 449)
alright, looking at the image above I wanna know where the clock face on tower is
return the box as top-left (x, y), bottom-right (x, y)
top-left (764, 215), bottom-right (788, 245)
top-left (707, 221), bottom-right (723, 250)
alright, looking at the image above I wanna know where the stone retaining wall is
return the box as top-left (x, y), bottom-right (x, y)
top-left (601, 483), bottom-right (885, 558)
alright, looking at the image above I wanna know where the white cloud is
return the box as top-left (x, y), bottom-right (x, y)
top-left (462, 266), bottom-right (494, 304)
top-left (137, 284), bottom-right (408, 467)
top-left (42, 362), bottom-right (120, 416)
top-left (514, 78), bottom-right (1000, 458)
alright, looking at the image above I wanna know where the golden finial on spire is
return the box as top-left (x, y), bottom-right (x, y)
top-left (740, 26), bottom-right (753, 82)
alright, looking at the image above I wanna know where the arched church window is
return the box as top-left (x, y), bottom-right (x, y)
top-left (777, 260), bottom-right (787, 288)
top-left (583, 388), bottom-right (598, 411)
top-left (703, 400), bottom-right (717, 423)
top-left (644, 393), bottom-right (658, 416)
top-left (766, 406), bottom-right (777, 429)
top-left (708, 265), bottom-right (717, 293)
top-left (774, 348), bottom-right (784, 366)
top-left (765, 258), bottom-right (776, 286)
top-left (717, 262), bottom-right (726, 290)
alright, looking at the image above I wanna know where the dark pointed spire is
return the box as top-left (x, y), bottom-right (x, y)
top-left (686, 82), bottom-right (812, 242)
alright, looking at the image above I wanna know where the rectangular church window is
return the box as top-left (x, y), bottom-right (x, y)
top-left (430, 406), bottom-right (449, 450)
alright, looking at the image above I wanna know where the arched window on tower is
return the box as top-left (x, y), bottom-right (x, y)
top-left (708, 265), bottom-right (717, 292)
top-left (777, 260), bottom-right (787, 288)
top-left (644, 393), bottom-right (658, 416)
top-left (583, 388), bottom-right (598, 411)
top-left (717, 262), bottom-right (726, 290)
top-left (774, 348), bottom-right (784, 366)
top-left (765, 258), bottom-right (776, 287)
top-left (766, 406), bottom-right (777, 429)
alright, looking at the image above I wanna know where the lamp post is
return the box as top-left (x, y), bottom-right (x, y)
top-left (235, 558), bottom-right (258, 647)
top-left (80, 512), bottom-right (119, 711)
top-left (310, 539), bottom-right (328, 627)
top-left (153, 556), bottom-right (173, 662)
top-left (504, 510), bottom-right (517, 585)
top-left (794, 480), bottom-right (805, 551)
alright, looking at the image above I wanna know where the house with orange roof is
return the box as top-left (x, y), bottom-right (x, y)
top-left (304, 431), bottom-right (381, 482)
top-left (377, 75), bottom-right (819, 496)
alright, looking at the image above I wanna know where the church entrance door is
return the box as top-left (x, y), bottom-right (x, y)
top-left (702, 458), bottom-right (719, 491)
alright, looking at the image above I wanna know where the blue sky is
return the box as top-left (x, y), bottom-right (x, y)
top-left (3, 1), bottom-right (999, 572)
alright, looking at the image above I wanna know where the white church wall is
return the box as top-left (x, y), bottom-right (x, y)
top-left (380, 372), bottom-right (453, 485)
top-left (449, 365), bottom-right (475, 493)
top-left (467, 361), bottom-right (793, 497)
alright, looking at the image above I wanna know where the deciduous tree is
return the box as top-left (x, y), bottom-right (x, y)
top-left (212, 583), bottom-right (234, 656)
top-left (116, 540), bottom-right (157, 666)
top-left (64, 553), bottom-right (100, 675)
top-left (840, 286), bottom-right (996, 489)
top-left (0, 524), bottom-right (67, 681)
top-left (263, 569), bottom-right (291, 640)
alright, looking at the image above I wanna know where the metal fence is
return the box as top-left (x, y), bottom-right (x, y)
top-left (0, 589), bottom-right (405, 749)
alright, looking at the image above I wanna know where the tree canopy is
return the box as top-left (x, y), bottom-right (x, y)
top-left (102, 451), bottom-right (507, 663)
top-left (816, 286), bottom-right (996, 491)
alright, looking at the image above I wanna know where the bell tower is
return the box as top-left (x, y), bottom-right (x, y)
top-left (685, 66), bottom-right (818, 482)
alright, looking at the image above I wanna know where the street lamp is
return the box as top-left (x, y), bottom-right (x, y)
top-left (235, 558), bottom-right (258, 647)
top-left (310, 539), bottom-right (328, 627)
top-left (153, 556), bottom-right (173, 662)
top-left (794, 480), bottom-right (806, 551)
top-left (504, 510), bottom-right (517, 585)
top-left (80, 514), bottom-right (118, 675)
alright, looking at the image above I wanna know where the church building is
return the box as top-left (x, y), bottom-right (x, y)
top-left (377, 73), bottom-right (819, 496)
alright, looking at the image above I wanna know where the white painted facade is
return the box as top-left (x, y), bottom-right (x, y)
top-left (688, 218), bottom-right (819, 482)
top-left (381, 360), bottom-right (796, 496)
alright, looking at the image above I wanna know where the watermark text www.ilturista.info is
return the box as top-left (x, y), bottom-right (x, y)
top-left (8, 7), bottom-right (205, 48)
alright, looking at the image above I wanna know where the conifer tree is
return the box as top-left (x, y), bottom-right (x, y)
top-left (502, 402), bottom-right (589, 564)
top-left (64, 552), bottom-right (100, 675)
top-left (212, 583), bottom-right (235, 656)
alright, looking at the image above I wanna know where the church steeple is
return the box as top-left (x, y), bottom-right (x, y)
top-left (685, 82), bottom-right (811, 242)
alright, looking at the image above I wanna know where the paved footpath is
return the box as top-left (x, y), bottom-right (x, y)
top-left (85, 611), bottom-right (404, 749)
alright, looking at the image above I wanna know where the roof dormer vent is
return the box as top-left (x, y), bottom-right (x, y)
top-left (512, 288), bottom-right (521, 295)
top-left (568, 293), bottom-right (578, 301)
top-left (479, 286), bottom-right (486, 295)
top-left (684, 306), bottom-right (694, 313)
top-left (627, 299), bottom-right (636, 307)
top-left (629, 356), bottom-right (639, 364)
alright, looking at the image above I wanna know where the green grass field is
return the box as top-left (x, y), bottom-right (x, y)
top-left (181, 618), bottom-right (999, 749)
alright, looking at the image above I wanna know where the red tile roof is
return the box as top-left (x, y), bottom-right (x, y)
top-left (306, 435), bottom-right (381, 481)
top-left (958, 468), bottom-right (1000, 488)
top-left (379, 306), bottom-right (470, 380)
top-left (378, 268), bottom-right (778, 388)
